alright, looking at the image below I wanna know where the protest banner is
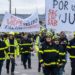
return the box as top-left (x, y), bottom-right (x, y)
top-left (46, 0), bottom-right (75, 32)
top-left (0, 11), bottom-right (40, 32)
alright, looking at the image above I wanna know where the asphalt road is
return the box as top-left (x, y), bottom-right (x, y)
top-left (1, 54), bottom-right (71, 75)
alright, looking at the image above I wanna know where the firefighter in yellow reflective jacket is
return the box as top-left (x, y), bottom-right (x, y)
top-left (39, 31), bottom-right (60, 75)
top-left (19, 33), bottom-right (33, 69)
top-left (0, 35), bottom-right (8, 75)
top-left (67, 32), bottom-right (75, 75)
top-left (4, 32), bottom-right (19, 75)
top-left (35, 33), bottom-right (41, 72)
top-left (34, 31), bottom-right (46, 72)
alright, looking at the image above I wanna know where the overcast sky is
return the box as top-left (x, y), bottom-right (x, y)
top-left (0, 0), bottom-right (45, 14)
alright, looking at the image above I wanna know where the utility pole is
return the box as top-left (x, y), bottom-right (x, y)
top-left (15, 8), bottom-right (16, 15)
top-left (9, 0), bottom-right (11, 13)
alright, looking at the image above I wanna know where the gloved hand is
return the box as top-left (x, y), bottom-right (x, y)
top-left (10, 55), bottom-right (14, 59)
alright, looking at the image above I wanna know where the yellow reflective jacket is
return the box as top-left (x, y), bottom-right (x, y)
top-left (34, 36), bottom-right (40, 52)
top-left (4, 38), bottom-right (19, 59)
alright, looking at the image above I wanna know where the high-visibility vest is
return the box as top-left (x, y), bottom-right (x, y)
top-left (34, 36), bottom-right (40, 52)
top-left (4, 38), bottom-right (19, 59)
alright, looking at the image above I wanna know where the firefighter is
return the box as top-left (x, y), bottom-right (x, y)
top-left (58, 31), bottom-right (68, 75)
top-left (4, 32), bottom-right (19, 75)
top-left (0, 35), bottom-right (8, 75)
top-left (19, 33), bottom-right (33, 69)
top-left (53, 33), bottom-right (67, 75)
top-left (67, 32), bottom-right (75, 75)
top-left (34, 32), bottom-right (41, 72)
top-left (34, 31), bottom-right (46, 72)
top-left (39, 31), bottom-right (60, 75)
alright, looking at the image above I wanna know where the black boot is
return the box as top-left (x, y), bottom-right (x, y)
top-left (28, 66), bottom-right (32, 69)
top-left (24, 66), bottom-right (27, 69)
top-left (38, 62), bottom-right (41, 72)
top-left (24, 64), bottom-right (27, 69)
top-left (7, 70), bottom-right (9, 74)
top-left (11, 72), bottom-right (14, 75)
top-left (38, 67), bottom-right (41, 72)
top-left (0, 72), bottom-right (1, 75)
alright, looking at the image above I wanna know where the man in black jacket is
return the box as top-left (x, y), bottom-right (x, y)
top-left (0, 35), bottom-right (7, 75)
top-left (67, 33), bottom-right (75, 75)
top-left (58, 31), bottom-right (68, 75)
top-left (19, 33), bottom-right (33, 69)
top-left (5, 33), bottom-right (19, 75)
top-left (39, 31), bottom-right (60, 75)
